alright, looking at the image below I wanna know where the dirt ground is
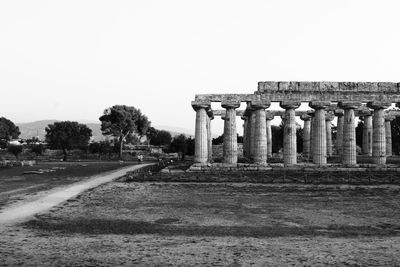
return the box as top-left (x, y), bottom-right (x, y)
top-left (1, 181), bottom-right (400, 266)
top-left (0, 161), bottom-right (134, 208)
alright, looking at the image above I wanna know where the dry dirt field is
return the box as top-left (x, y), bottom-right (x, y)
top-left (1, 181), bottom-right (400, 266)
top-left (0, 161), bottom-right (134, 208)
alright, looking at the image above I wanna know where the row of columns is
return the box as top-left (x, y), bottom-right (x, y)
top-left (193, 101), bottom-right (394, 166)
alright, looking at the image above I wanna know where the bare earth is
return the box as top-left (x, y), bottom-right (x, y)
top-left (1, 181), bottom-right (400, 266)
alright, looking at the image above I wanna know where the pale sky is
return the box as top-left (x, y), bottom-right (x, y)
top-left (1, 0), bottom-right (399, 135)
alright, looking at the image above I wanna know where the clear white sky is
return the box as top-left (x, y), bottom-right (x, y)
top-left (1, 0), bottom-right (399, 135)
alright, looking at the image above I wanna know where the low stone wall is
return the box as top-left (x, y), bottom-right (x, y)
top-left (0, 160), bottom-right (36, 167)
top-left (124, 169), bottom-right (400, 185)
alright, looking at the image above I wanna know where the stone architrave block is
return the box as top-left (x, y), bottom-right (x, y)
top-left (358, 82), bottom-right (378, 92)
top-left (299, 82), bottom-right (319, 91)
top-left (339, 82), bottom-right (357, 91)
top-left (278, 81), bottom-right (298, 91)
top-left (319, 82), bottom-right (339, 92)
top-left (258, 81), bottom-right (278, 93)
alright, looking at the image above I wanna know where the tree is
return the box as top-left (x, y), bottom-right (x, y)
top-left (45, 121), bottom-right (92, 161)
top-left (212, 134), bottom-right (224, 145)
top-left (147, 127), bottom-right (172, 146)
top-left (169, 134), bottom-right (188, 158)
top-left (7, 145), bottom-right (23, 159)
top-left (0, 117), bottom-right (20, 148)
top-left (391, 116), bottom-right (400, 155)
top-left (31, 144), bottom-right (44, 156)
top-left (99, 105), bottom-right (150, 159)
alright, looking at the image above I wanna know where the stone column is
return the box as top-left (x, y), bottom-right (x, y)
top-left (309, 114), bottom-right (314, 159)
top-left (280, 101), bottom-right (301, 165)
top-left (334, 109), bottom-right (344, 156)
top-left (367, 102), bottom-right (391, 165)
top-left (300, 114), bottom-right (312, 159)
top-left (206, 110), bottom-right (214, 162)
top-left (249, 110), bottom-right (257, 159)
top-left (241, 116), bottom-right (248, 158)
top-left (309, 101), bottom-right (330, 165)
top-left (360, 112), bottom-right (373, 156)
top-left (251, 101), bottom-right (271, 165)
top-left (192, 102), bottom-right (210, 163)
top-left (266, 112), bottom-right (274, 158)
top-left (385, 115), bottom-right (395, 156)
top-left (221, 102), bottom-right (240, 164)
top-left (325, 113), bottom-right (334, 158)
top-left (339, 102), bottom-right (361, 166)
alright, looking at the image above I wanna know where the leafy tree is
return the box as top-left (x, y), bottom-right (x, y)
top-left (147, 127), bottom-right (172, 146)
top-left (169, 134), bottom-right (188, 158)
top-left (0, 117), bottom-right (20, 148)
top-left (391, 116), bottom-right (400, 155)
top-left (8, 145), bottom-right (23, 159)
top-left (212, 134), bottom-right (224, 145)
top-left (271, 125), bottom-right (283, 153)
top-left (89, 141), bottom-right (114, 159)
top-left (186, 137), bottom-right (195, 156)
top-left (355, 120), bottom-right (364, 149)
top-left (99, 105), bottom-right (150, 159)
top-left (31, 144), bottom-right (44, 155)
top-left (45, 121), bottom-right (92, 161)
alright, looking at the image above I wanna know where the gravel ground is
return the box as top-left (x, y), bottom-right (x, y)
top-left (1, 182), bottom-right (400, 266)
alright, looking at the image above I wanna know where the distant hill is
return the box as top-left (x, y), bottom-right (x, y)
top-left (16, 120), bottom-right (199, 141)
top-left (16, 120), bottom-right (105, 141)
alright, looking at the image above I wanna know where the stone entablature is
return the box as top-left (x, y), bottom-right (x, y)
top-left (195, 81), bottom-right (400, 103)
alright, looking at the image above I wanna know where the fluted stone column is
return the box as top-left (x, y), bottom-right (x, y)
top-left (310, 101), bottom-right (330, 165)
top-left (339, 102), bottom-right (360, 166)
top-left (192, 102), bottom-right (210, 163)
top-left (301, 114), bottom-right (311, 159)
top-left (222, 102), bottom-right (240, 164)
top-left (325, 113), bottom-right (334, 158)
top-left (385, 115), bottom-right (395, 156)
top-left (281, 101), bottom-right (301, 165)
top-left (368, 102), bottom-right (391, 165)
top-left (309, 114), bottom-right (314, 159)
top-left (335, 109), bottom-right (344, 156)
top-left (249, 110), bottom-right (257, 159)
top-left (252, 101), bottom-right (270, 165)
top-left (241, 116), bottom-right (248, 158)
top-left (266, 112), bottom-right (274, 157)
top-left (206, 111), bottom-right (214, 162)
top-left (361, 112), bottom-right (373, 156)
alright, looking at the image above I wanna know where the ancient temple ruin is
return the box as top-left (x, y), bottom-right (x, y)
top-left (191, 82), bottom-right (400, 171)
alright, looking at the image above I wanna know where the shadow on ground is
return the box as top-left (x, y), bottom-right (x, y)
top-left (24, 218), bottom-right (400, 238)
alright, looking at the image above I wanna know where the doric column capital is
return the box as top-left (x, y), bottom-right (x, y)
top-left (334, 109), bottom-right (344, 117)
top-left (307, 110), bottom-right (315, 117)
top-left (309, 101), bottom-right (330, 110)
top-left (358, 110), bottom-right (372, 117)
top-left (385, 115), bottom-right (396, 121)
top-left (338, 101), bottom-right (361, 110)
top-left (325, 113), bottom-right (334, 121)
top-left (300, 114), bottom-right (312, 121)
top-left (280, 101), bottom-right (301, 110)
top-left (221, 101), bottom-right (240, 109)
top-left (265, 111), bottom-right (274, 120)
top-left (250, 100), bottom-right (271, 110)
top-left (191, 101), bottom-right (211, 111)
top-left (367, 101), bottom-right (391, 110)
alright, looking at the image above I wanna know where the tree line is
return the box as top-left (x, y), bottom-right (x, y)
top-left (0, 105), bottom-right (196, 161)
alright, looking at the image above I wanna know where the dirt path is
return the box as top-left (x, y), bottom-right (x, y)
top-left (0, 163), bottom-right (154, 225)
